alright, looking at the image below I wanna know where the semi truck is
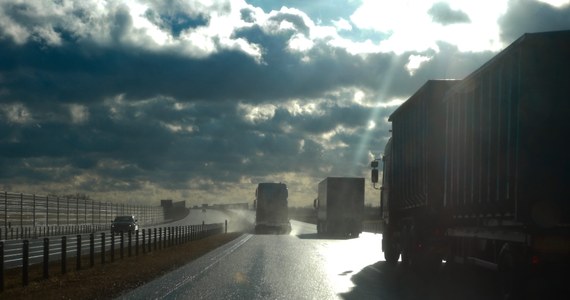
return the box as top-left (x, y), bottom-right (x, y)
top-left (254, 182), bottom-right (291, 234)
top-left (314, 177), bottom-right (364, 237)
top-left (371, 31), bottom-right (570, 288)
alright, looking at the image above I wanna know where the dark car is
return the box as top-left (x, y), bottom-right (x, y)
top-left (111, 215), bottom-right (139, 233)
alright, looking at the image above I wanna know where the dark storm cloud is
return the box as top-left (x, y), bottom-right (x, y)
top-left (428, 2), bottom-right (471, 25)
top-left (499, 0), bottom-right (570, 43)
top-left (0, 27), bottom-right (402, 106)
top-left (3, 0), bottom-right (559, 202)
top-left (144, 7), bottom-right (209, 37)
top-left (0, 38), bottom-right (262, 104)
top-left (0, 26), bottom-right (485, 194)
top-left (412, 41), bottom-right (496, 80)
top-left (0, 1), bottom-right (427, 109)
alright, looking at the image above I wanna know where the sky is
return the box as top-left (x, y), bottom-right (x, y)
top-left (1, 0), bottom-right (569, 208)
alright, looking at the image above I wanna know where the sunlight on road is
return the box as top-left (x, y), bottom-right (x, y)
top-left (318, 232), bottom-right (383, 294)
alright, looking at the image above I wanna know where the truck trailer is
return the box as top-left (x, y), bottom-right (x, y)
top-left (314, 177), bottom-right (365, 237)
top-left (372, 31), bottom-right (570, 289)
top-left (254, 182), bottom-right (291, 234)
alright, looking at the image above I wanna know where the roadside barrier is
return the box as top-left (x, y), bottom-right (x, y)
top-left (0, 191), bottom-right (166, 241)
top-left (0, 222), bottom-right (226, 291)
top-left (362, 220), bottom-right (383, 234)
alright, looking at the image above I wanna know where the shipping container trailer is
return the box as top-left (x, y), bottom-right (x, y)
top-left (372, 31), bottom-right (570, 294)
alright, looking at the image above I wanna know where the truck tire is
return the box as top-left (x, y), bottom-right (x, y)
top-left (401, 227), bottom-right (415, 268)
top-left (498, 244), bottom-right (524, 300)
top-left (384, 240), bottom-right (400, 264)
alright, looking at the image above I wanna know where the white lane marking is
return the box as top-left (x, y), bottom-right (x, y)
top-left (159, 234), bottom-right (253, 299)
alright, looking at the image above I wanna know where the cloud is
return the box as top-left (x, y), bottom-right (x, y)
top-left (428, 2), bottom-right (471, 25)
top-left (499, 0), bottom-right (570, 43)
top-left (1, 0), bottom-right (562, 206)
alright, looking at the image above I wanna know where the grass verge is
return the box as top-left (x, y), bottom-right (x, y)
top-left (1, 232), bottom-right (242, 299)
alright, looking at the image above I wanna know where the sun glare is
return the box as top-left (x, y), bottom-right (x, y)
top-left (350, 0), bottom-right (508, 53)
top-left (318, 233), bottom-right (383, 294)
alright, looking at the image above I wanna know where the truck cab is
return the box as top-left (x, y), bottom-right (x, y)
top-left (254, 183), bottom-right (291, 234)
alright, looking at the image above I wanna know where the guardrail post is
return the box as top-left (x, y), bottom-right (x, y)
top-left (142, 229), bottom-right (146, 254)
top-left (120, 232), bottom-right (124, 259)
top-left (43, 238), bottom-right (49, 279)
top-left (0, 241), bottom-right (4, 292)
top-left (158, 228), bottom-right (161, 250)
top-left (90, 233), bottom-right (95, 268)
top-left (152, 228), bottom-right (156, 251)
top-left (111, 232), bottom-right (115, 262)
top-left (128, 231), bottom-right (132, 257)
top-left (154, 228), bottom-right (160, 251)
top-left (23, 240), bottom-right (29, 286)
top-left (163, 227), bottom-right (167, 248)
top-left (135, 230), bottom-right (139, 256)
top-left (101, 232), bottom-right (106, 265)
top-left (149, 228), bottom-right (153, 252)
top-left (61, 237), bottom-right (67, 274)
top-left (225, 220), bottom-right (228, 234)
top-left (76, 235), bottom-right (81, 271)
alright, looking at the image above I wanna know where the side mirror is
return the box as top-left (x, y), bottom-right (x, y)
top-left (371, 169), bottom-right (379, 183)
top-left (313, 198), bottom-right (318, 209)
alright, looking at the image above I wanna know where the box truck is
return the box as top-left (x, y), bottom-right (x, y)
top-left (314, 177), bottom-right (364, 237)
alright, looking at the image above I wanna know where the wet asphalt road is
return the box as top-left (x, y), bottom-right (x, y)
top-left (119, 216), bottom-right (561, 300)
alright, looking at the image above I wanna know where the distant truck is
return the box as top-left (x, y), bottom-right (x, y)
top-left (371, 31), bottom-right (570, 293)
top-left (254, 183), bottom-right (291, 234)
top-left (314, 177), bottom-right (364, 237)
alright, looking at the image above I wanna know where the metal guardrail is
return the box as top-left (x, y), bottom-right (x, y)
top-left (1, 191), bottom-right (165, 240)
top-left (362, 220), bottom-right (383, 234)
top-left (0, 222), bottom-right (226, 291)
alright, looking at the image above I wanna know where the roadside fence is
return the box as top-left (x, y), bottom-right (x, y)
top-left (0, 222), bottom-right (226, 291)
top-left (362, 220), bottom-right (383, 234)
top-left (1, 191), bottom-right (165, 240)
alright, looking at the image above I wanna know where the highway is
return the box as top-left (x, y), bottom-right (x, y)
top-left (120, 219), bottom-right (384, 299)
top-left (5, 210), bottom-right (561, 299)
top-left (117, 217), bottom-right (520, 300)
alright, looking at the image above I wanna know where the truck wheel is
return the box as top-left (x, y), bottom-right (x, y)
top-left (401, 228), bottom-right (415, 268)
top-left (384, 243), bottom-right (400, 265)
top-left (498, 244), bottom-right (524, 299)
top-left (401, 245), bottom-right (413, 268)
